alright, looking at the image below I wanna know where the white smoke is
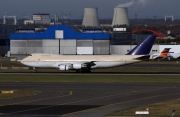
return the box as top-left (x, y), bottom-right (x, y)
top-left (116, 0), bottom-right (147, 8)
top-left (116, 1), bottom-right (135, 8)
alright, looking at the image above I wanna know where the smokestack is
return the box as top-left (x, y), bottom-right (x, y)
top-left (82, 8), bottom-right (100, 27)
top-left (112, 7), bottom-right (129, 26)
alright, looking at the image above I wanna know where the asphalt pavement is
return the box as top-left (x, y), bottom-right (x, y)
top-left (0, 82), bottom-right (180, 117)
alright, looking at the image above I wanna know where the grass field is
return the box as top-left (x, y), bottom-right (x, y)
top-left (0, 60), bottom-right (180, 82)
top-left (0, 74), bottom-right (180, 83)
top-left (0, 60), bottom-right (180, 73)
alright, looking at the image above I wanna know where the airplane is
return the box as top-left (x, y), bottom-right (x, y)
top-left (20, 35), bottom-right (156, 73)
top-left (167, 52), bottom-right (180, 60)
top-left (151, 48), bottom-right (171, 60)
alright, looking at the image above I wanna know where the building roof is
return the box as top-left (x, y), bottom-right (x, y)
top-left (33, 13), bottom-right (50, 15)
top-left (10, 25), bottom-right (110, 40)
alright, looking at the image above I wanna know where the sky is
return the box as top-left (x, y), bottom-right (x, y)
top-left (0, 0), bottom-right (180, 19)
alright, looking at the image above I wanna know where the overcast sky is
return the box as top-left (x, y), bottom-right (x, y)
top-left (0, 0), bottom-right (180, 19)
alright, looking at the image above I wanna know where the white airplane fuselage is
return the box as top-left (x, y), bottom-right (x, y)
top-left (21, 53), bottom-right (144, 69)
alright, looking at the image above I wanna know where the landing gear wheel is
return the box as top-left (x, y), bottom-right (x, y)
top-left (82, 69), bottom-right (91, 73)
top-left (76, 69), bottom-right (91, 73)
top-left (33, 67), bottom-right (37, 73)
top-left (86, 70), bottom-right (91, 73)
top-left (76, 70), bottom-right (81, 73)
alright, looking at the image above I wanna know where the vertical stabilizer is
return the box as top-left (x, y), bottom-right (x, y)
top-left (159, 48), bottom-right (171, 58)
top-left (127, 35), bottom-right (156, 55)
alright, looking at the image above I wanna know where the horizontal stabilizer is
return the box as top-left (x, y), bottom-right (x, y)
top-left (134, 55), bottom-right (150, 60)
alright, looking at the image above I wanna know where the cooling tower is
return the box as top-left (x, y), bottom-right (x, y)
top-left (112, 7), bottom-right (129, 26)
top-left (82, 8), bottom-right (100, 27)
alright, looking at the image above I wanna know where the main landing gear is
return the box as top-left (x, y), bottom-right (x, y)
top-left (33, 67), bottom-right (37, 73)
top-left (76, 69), bottom-right (91, 73)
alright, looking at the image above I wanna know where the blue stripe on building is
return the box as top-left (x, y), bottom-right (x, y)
top-left (10, 25), bottom-right (110, 40)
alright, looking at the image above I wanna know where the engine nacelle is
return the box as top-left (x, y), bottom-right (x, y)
top-left (73, 64), bottom-right (84, 69)
top-left (59, 65), bottom-right (70, 71)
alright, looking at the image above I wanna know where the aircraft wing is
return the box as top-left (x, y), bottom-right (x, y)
top-left (151, 54), bottom-right (159, 59)
top-left (82, 61), bottom-right (96, 68)
top-left (57, 61), bottom-right (97, 71)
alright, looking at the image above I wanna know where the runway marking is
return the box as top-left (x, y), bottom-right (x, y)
top-left (62, 93), bottom-right (180, 116)
top-left (8, 91), bottom-right (136, 114)
top-left (7, 86), bottom-right (175, 114)
top-left (56, 86), bottom-right (177, 105)
top-left (0, 91), bottom-right (72, 106)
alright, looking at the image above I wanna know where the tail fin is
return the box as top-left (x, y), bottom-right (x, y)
top-left (159, 48), bottom-right (171, 58)
top-left (127, 35), bottom-right (156, 55)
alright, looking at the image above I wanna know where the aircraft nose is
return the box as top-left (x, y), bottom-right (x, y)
top-left (20, 59), bottom-right (24, 64)
top-left (20, 60), bottom-right (25, 65)
top-left (20, 59), bottom-right (27, 65)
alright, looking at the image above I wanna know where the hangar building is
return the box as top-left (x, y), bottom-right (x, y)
top-left (10, 25), bottom-right (175, 60)
top-left (10, 25), bottom-right (110, 59)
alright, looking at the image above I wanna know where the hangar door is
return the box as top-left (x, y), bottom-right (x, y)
top-left (55, 30), bottom-right (64, 39)
top-left (77, 40), bottom-right (93, 55)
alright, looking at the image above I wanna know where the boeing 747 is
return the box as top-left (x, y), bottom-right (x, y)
top-left (20, 35), bottom-right (156, 73)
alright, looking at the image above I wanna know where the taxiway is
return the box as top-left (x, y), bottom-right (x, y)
top-left (0, 82), bottom-right (180, 117)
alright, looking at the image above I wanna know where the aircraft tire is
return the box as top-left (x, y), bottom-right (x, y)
top-left (76, 69), bottom-right (91, 73)
top-left (76, 70), bottom-right (81, 73)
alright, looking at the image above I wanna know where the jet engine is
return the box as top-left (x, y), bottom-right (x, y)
top-left (59, 65), bottom-right (70, 71)
top-left (73, 64), bottom-right (86, 69)
top-left (73, 64), bottom-right (82, 69)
